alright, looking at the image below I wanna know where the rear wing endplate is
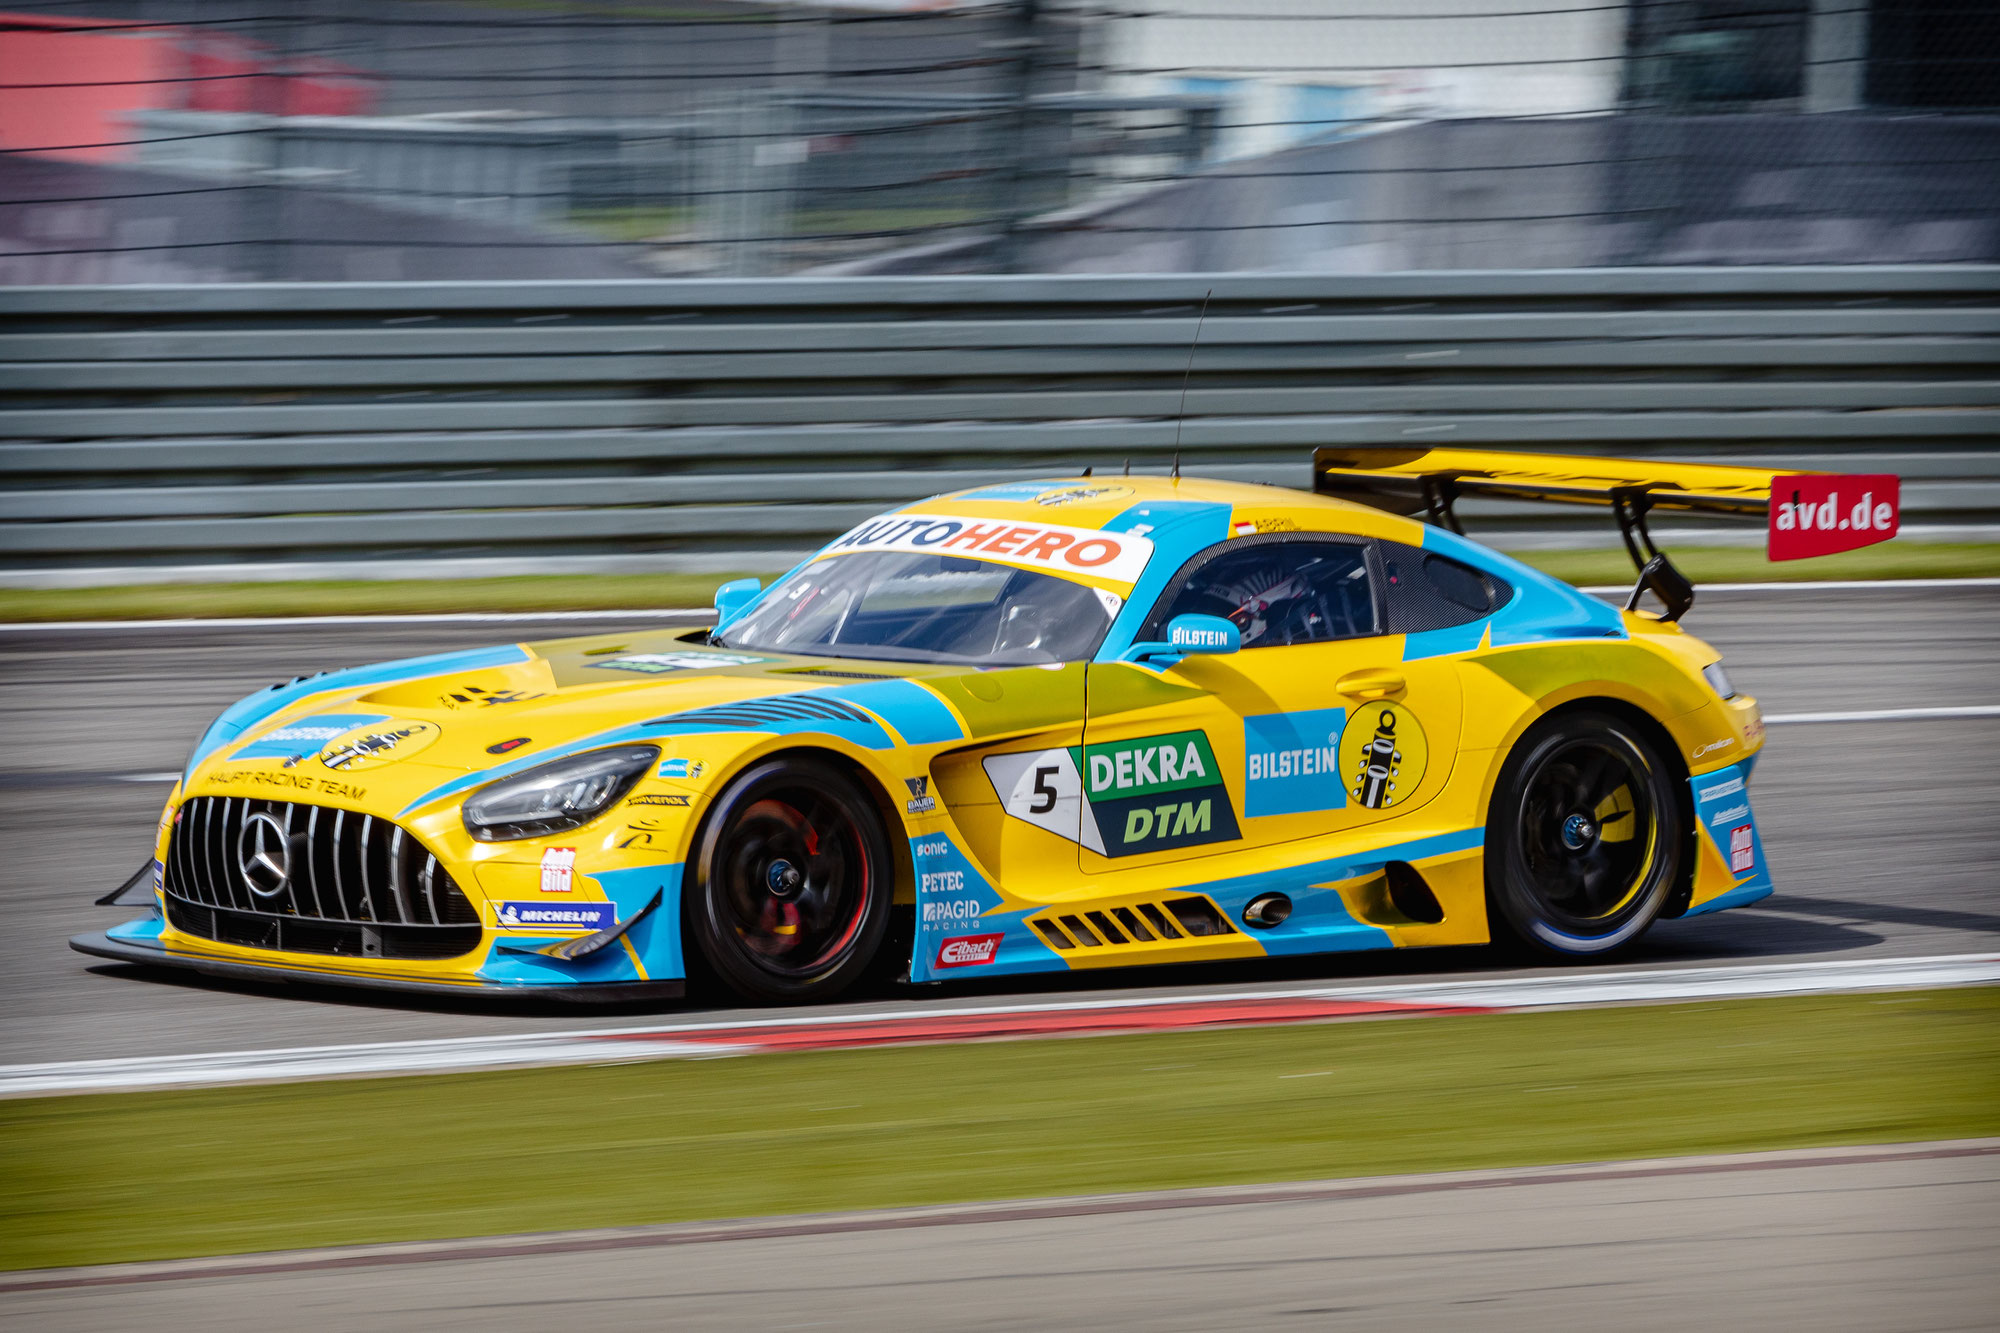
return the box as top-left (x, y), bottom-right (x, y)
top-left (1313, 447), bottom-right (1899, 622)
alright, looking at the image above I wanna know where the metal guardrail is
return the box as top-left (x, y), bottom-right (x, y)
top-left (2, 268), bottom-right (1997, 582)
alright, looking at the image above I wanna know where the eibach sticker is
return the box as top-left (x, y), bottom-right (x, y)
top-left (934, 933), bottom-right (1005, 968)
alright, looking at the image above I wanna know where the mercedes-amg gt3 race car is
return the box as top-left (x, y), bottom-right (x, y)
top-left (74, 448), bottom-right (1897, 1004)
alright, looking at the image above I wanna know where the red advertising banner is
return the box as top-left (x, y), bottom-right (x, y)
top-left (1768, 474), bottom-right (1899, 561)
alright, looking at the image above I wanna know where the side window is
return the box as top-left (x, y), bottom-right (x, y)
top-left (1143, 539), bottom-right (1378, 649)
top-left (1379, 541), bottom-right (1512, 633)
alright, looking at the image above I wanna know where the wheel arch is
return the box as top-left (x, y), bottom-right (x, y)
top-left (1479, 694), bottom-right (1698, 919)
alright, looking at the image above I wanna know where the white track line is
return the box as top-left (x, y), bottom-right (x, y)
top-left (5, 577), bottom-right (1997, 633)
top-left (1765, 705), bottom-right (2000, 725)
top-left (1576, 576), bottom-right (2000, 595)
top-left (12, 953), bottom-right (1996, 1097)
top-left (0, 609), bottom-right (709, 631)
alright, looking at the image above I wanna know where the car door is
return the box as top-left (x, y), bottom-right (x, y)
top-left (1077, 536), bottom-right (1464, 874)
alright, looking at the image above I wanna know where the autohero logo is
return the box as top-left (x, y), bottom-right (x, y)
top-left (821, 512), bottom-right (1154, 585)
top-left (934, 933), bottom-right (1004, 968)
top-left (1338, 703), bottom-right (1428, 810)
top-left (982, 730), bottom-right (1239, 858)
top-left (1697, 777), bottom-right (1745, 803)
top-left (493, 901), bottom-right (613, 931)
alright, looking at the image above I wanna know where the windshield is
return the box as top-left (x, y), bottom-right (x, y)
top-left (714, 552), bottom-right (1122, 666)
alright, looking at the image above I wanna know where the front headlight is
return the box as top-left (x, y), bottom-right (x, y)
top-left (463, 745), bottom-right (659, 842)
top-left (1702, 662), bottom-right (1736, 700)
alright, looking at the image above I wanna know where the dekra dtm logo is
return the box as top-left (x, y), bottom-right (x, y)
top-left (1082, 730), bottom-right (1239, 854)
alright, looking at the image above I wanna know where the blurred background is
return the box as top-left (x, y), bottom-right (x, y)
top-left (0, 1), bottom-right (1995, 590)
top-left (2, 0), bottom-right (1996, 283)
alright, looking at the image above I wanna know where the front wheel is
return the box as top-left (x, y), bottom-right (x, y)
top-left (1486, 710), bottom-right (1683, 959)
top-left (685, 758), bottom-right (891, 1003)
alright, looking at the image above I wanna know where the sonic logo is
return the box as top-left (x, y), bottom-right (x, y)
top-left (1338, 703), bottom-right (1428, 810)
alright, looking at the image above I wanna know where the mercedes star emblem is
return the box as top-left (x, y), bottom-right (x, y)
top-left (238, 811), bottom-right (293, 899)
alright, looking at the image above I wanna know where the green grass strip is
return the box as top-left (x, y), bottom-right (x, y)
top-left (4, 989), bottom-right (1995, 1271)
top-left (3, 543), bottom-right (1997, 623)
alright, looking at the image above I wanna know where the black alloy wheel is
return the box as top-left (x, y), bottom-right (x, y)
top-left (685, 758), bottom-right (890, 1003)
top-left (1486, 709), bottom-right (1684, 958)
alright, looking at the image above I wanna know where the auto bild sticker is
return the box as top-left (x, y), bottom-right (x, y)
top-left (1337, 703), bottom-right (1428, 810)
top-left (1243, 707), bottom-right (1347, 817)
top-left (819, 512), bottom-right (1153, 585)
top-left (587, 652), bottom-right (773, 674)
top-left (983, 729), bottom-right (1239, 858)
top-left (316, 719), bottom-right (442, 772)
top-left (539, 846), bottom-right (576, 894)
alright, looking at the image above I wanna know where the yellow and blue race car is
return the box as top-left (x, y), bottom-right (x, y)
top-left (77, 447), bottom-right (1830, 1005)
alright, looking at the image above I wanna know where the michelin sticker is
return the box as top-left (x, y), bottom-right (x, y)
top-left (493, 901), bottom-right (613, 931)
top-left (983, 729), bottom-right (1239, 858)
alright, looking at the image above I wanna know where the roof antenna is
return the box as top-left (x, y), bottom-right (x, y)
top-left (1081, 465), bottom-right (1092, 477)
top-left (1123, 459), bottom-right (1130, 477)
top-left (1171, 288), bottom-right (1212, 485)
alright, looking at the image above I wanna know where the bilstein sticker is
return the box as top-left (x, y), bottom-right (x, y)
top-left (1338, 703), bottom-right (1428, 810)
top-left (819, 512), bottom-right (1153, 585)
top-left (983, 729), bottom-right (1239, 858)
top-left (1243, 707), bottom-right (1347, 817)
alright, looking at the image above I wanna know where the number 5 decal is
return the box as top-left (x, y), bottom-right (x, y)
top-left (981, 747), bottom-right (1104, 854)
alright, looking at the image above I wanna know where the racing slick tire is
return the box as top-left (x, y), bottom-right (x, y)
top-left (685, 757), bottom-right (892, 1003)
top-left (1485, 708), bottom-right (1684, 959)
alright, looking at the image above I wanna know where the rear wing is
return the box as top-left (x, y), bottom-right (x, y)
top-left (1313, 446), bottom-right (1899, 621)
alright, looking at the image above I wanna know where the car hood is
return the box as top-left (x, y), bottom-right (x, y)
top-left (188, 626), bottom-right (1042, 815)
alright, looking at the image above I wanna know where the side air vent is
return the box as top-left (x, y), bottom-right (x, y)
top-left (1385, 861), bottom-right (1445, 923)
top-left (1030, 896), bottom-right (1236, 951)
top-left (646, 695), bottom-right (877, 729)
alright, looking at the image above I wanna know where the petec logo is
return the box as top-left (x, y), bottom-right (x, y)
top-left (934, 933), bottom-right (1004, 968)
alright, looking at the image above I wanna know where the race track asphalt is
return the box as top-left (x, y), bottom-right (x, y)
top-left (7, 1144), bottom-right (1995, 1331)
top-left (2, 584), bottom-right (1996, 1066)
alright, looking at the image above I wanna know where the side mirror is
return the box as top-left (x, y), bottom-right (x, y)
top-left (1119, 613), bottom-right (1240, 667)
top-left (1166, 614), bottom-right (1239, 654)
top-left (713, 577), bottom-right (762, 625)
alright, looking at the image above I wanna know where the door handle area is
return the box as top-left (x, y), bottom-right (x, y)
top-left (1335, 668), bottom-right (1407, 700)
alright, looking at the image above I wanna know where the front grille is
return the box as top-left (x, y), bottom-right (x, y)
top-left (163, 796), bottom-right (482, 961)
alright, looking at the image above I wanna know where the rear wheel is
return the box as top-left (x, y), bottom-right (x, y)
top-left (1486, 710), bottom-right (1682, 959)
top-left (685, 758), bottom-right (890, 1003)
